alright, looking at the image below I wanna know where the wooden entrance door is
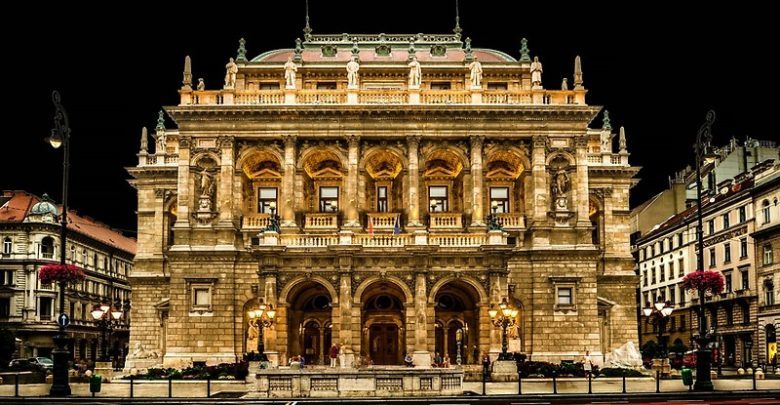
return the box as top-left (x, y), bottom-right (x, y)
top-left (369, 324), bottom-right (400, 365)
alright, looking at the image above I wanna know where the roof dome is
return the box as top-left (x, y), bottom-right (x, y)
top-left (30, 194), bottom-right (58, 216)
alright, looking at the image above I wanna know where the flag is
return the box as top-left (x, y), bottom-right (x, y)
top-left (368, 216), bottom-right (374, 237)
top-left (393, 214), bottom-right (401, 235)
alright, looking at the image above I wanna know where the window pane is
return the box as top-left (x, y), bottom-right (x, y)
top-left (557, 288), bottom-right (572, 305)
top-left (430, 187), bottom-right (447, 197)
top-left (490, 187), bottom-right (508, 199)
top-left (321, 187), bottom-right (338, 198)
top-left (259, 188), bottom-right (277, 199)
top-left (378, 187), bottom-right (387, 198)
top-left (194, 289), bottom-right (210, 306)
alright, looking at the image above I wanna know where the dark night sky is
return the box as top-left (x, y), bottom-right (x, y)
top-left (2, 2), bottom-right (774, 238)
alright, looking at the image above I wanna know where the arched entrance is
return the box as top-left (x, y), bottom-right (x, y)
top-left (361, 282), bottom-right (406, 365)
top-left (287, 281), bottom-right (333, 365)
top-left (434, 281), bottom-right (480, 364)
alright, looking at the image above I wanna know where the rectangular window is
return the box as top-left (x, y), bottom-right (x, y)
top-left (257, 187), bottom-right (278, 214)
top-left (651, 267), bottom-right (656, 284)
top-left (767, 287), bottom-right (775, 306)
top-left (490, 187), bottom-right (509, 213)
top-left (738, 206), bottom-right (746, 223)
top-left (741, 238), bottom-right (749, 259)
top-left (763, 202), bottom-right (771, 224)
top-left (670, 317), bottom-right (676, 331)
top-left (0, 298), bottom-right (9, 318)
top-left (643, 270), bottom-right (647, 286)
top-left (259, 82), bottom-right (280, 90)
top-left (2, 238), bottom-right (11, 255)
top-left (680, 314), bottom-right (686, 330)
top-left (428, 186), bottom-right (449, 212)
top-left (430, 81), bottom-right (451, 90)
top-left (487, 82), bottom-right (508, 90)
top-left (316, 82), bottom-right (337, 90)
top-left (38, 297), bottom-right (52, 321)
top-left (0, 270), bottom-right (13, 286)
top-left (660, 265), bottom-right (666, 282)
top-left (722, 213), bottom-right (730, 229)
top-left (679, 286), bottom-right (685, 306)
top-left (319, 187), bottom-right (339, 212)
top-left (557, 288), bottom-right (572, 305)
top-left (741, 269), bottom-right (749, 290)
top-left (764, 244), bottom-right (774, 266)
top-left (678, 258), bottom-right (685, 278)
top-left (377, 186), bottom-right (388, 212)
top-left (194, 288), bottom-right (210, 307)
top-left (724, 273), bottom-right (732, 293)
top-left (709, 248), bottom-right (716, 268)
top-left (708, 219), bottom-right (715, 235)
top-left (669, 288), bottom-right (676, 305)
top-left (677, 233), bottom-right (684, 247)
top-left (81, 303), bottom-right (87, 320)
top-left (742, 304), bottom-right (750, 324)
top-left (726, 305), bottom-right (734, 325)
top-left (724, 242), bottom-right (731, 263)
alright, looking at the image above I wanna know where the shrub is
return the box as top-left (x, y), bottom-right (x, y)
top-left (598, 367), bottom-right (644, 377)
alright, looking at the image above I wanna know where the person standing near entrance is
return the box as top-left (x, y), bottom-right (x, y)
top-left (472, 345), bottom-right (479, 365)
top-left (329, 343), bottom-right (339, 367)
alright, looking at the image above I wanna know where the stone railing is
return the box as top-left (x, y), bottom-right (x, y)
top-left (429, 233), bottom-right (486, 247)
top-left (353, 234), bottom-right (411, 247)
top-left (304, 213), bottom-right (339, 230)
top-left (586, 153), bottom-right (629, 167)
top-left (496, 213), bottom-right (525, 229)
top-left (180, 88), bottom-right (585, 106)
top-left (138, 153), bottom-right (179, 167)
top-left (429, 213), bottom-right (463, 229)
top-left (280, 234), bottom-right (339, 247)
top-left (244, 214), bottom-right (271, 229)
top-left (366, 213), bottom-right (401, 230)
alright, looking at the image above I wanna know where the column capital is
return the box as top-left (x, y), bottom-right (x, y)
top-left (344, 134), bottom-right (361, 148)
top-left (407, 135), bottom-right (421, 148)
top-left (216, 136), bottom-right (234, 149)
top-left (282, 134), bottom-right (297, 148)
top-left (178, 136), bottom-right (192, 149)
top-left (470, 135), bottom-right (485, 149)
top-left (532, 135), bottom-right (547, 149)
top-left (574, 136), bottom-right (588, 149)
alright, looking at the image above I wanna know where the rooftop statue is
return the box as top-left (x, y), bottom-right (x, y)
top-left (224, 57), bottom-right (238, 89)
top-left (408, 56), bottom-right (421, 88)
top-left (531, 56), bottom-right (543, 88)
top-left (284, 57), bottom-right (298, 89)
top-left (468, 57), bottom-right (482, 89)
top-left (346, 57), bottom-right (360, 89)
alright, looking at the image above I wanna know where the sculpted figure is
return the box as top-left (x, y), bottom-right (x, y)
top-left (531, 56), bottom-right (543, 87)
top-left (468, 57), bottom-right (483, 88)
top-left (346, 57), bottom-right (360, 88)
top-left (408, 56), bottom-right (421, 88)
top-left (224, 57), bottom-right (238, 88)
top-left (284, 57), bottom-right (298, 89)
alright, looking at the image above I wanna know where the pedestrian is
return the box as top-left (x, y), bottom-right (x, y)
top-left (329, 343), bottom-right (339, 367)
top-left (472, 345), bottom-right (479, 365)
top-left (581, 350), bottom-right (593, 376)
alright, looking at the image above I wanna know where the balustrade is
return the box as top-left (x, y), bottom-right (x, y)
top-left (429, 213), bottom-right (463, 229)
top-left (244, 214), bottom-right (271, 229)
top-left (366, 213), bottom-right (401, 230)
top-left (304, 213), bottom-right (339, 230)
top-left (496, 213), bottom-right (525, 229)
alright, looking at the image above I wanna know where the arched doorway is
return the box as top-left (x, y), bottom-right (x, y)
top-left (361, 282), bottom-right (406, 365)
top-left (434, 281), bottom-right (480, 364)
top-left (286, 281), bottom-right (333, 365)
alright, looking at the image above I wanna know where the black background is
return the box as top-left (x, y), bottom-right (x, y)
top-left (2, 1), bottom-right (773, 237)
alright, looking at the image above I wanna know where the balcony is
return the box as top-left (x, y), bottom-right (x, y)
top-left (496, 213), bottom-right (525, 230)
top-left (428, 213), bottom-right (463, 230)
top-left (244, 214), bottom-right (271, 230)
top-left (304, 213), bottom-right (339, 231)
top-left (366, 213), bottom-right (401, 231)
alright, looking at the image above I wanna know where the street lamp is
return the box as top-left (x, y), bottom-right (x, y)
top-left (48, 90), bottom-right (72, 397)
top-left (248, 300), bottom-right (276, 361)
top-left (265, 201), bottom-right (280, 233)
top-left (489, 298), bottom-right (518, 360)
top-left (642, 296), bottom-right (674, 361)
top-left (90, 302), bottom-right (123, 362)
top-left (456, 322), bottom-right (468, 366)
top-left (487, 200), bottom-right (503, 231)
top-left (693, 110), bottom-right (716, 391)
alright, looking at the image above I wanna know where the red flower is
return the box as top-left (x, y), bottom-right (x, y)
top-left (681, 271), bottom-right (725, 295)
top-left (38, 264), bottom-right (85, 285)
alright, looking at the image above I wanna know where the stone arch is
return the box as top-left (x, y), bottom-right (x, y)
top-left (191, 152), bottom-right (221, 167)
top-left (545, 151), bottom-right (575, 166)
top-left (485, 147), bottom-right (530, 179)
top-left (422, 146), bottom-right (468, 177)
top-left (237, 148), bottom-right (283, 179)
top-left (284, 278), bottom-right (337, 366)
top-left (297, 146), bottom-right (348, 175)
top-left (279, 276), bottom-right (339, 306)
top-left (360, 145), bottom-right (408, 177)
top-left (236, 146), bottom-right (283, 173)
top-left (353, 276), bottom-right (413, 305)
top-left (428, 275), bottom-right (488, 305)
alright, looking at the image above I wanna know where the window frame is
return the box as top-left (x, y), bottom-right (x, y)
top-left (257, 187), bottom-right (278, 214)
top-left (428, 185), bottom-right (449, 212)
top-left (489, 187), bottom-right (510, 214)
top-left (318, 186), bottom-right (340, 213)
top-left (376, 185), bottom-right (389, 212)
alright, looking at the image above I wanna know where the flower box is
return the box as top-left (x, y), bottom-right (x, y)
top-left (38, 264), bottom-right (85, 285)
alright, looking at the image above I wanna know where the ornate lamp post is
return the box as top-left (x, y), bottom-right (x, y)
top-left (489, 298), bottom-right (518, 360)
top-left (487, 201), bottom-right (503, 231)
top-left (47, 90), bottom-right (72, 396)
top-left (266, 201), bottom-right (280, 233)
top-left (456, 322), bottom-right (468, 366)
top-left (248, 300), bottom-right (276, 360)
top-left (642, 297), bottom-right (674, 361)
top-left (693, 110), bottom-right (716, 391)
top-left (90, 302), bottom-right (123, 362)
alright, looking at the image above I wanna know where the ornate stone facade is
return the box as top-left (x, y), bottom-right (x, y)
top-left (127, 31), bottom-right (638, 368)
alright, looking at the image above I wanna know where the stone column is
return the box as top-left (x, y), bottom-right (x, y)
top-left (174, 137), bottom-right (192, 227)
top-left (262, 268), bottom-right (278, 354)
top-left (281, 135), bottom-right (297, 229)
top-left (470, 136), bottom-right (485, 226)
top-left (217, 136), bottom-right (235, 224)
top-left (488, 271), bottom-right (504, 357)
top-left (407, 136), bottom-right (423, 227)
top-left (575, 136), bottom-right (590, 227)
top-left (413, 272), bottom-right (431, 367)
top-left (338, 257), bottom-right (355, 367)
top-left (531, 135), bottom-right (548, 223)
top-left (344, 135), bottom-right (361, 228)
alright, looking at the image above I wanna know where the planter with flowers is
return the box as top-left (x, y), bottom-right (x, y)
top-left (38, 264), bottom-right (86, 285)
top-left (681, 270), bottom-right (725, 296)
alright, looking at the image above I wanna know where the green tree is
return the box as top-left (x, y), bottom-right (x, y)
top-left (0, 326), bottom-right (17, 366)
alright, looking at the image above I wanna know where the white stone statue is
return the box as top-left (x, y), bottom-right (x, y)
top-left (284, 56), bottom-right (298, 89)
top-left (606, 341), bottom-right (644, 369)
top-left (408, 56), bottom-right (421, 88)
top-left (154, 133), bottom-right (166, 155)
top-left (346, 57), bottom-right (360, 89)
top-left (198, 168), bottom-right (215, 197)
top-left (129, 342), bottom-right (149, 359)
top-left (224, 57), bottom-right (238, 89)
top-left (554, 168), bottom-right (569, 195)
top-left (531, 56), bottom-right (543, 87)
top-left (561, 77), bottom-right (568, 91)
top-left (468, 57), bottom-right (483, 89)
top-left (197, 78), bottom-right (205, 91)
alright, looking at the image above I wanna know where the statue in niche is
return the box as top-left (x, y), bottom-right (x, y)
top-left (198, 167), bottom-right (216, 197)
top-left (551, 164), bottom-right (570, 212)
top-left (468, 57), bottom-right (483, 88)
top-left (224, 57), bottom-right (238, 89)
top-left (554, 168), bottom-right (569, 195)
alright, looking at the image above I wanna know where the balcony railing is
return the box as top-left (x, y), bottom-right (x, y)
top-left (353, 234), bottom-right (411, 247)
top-left (429, 233), bottom-right (486, 247)
top-left (180, 88), bottom-right (586, 106)
top-left (496, 213), bottom-right (525, 229)
top-left (280, 234), bottom-right (340, 247)
top-left (366, 213), bottom-right (401, 230)
top-left (244, 214), bottom-right (271, 229)
top-left (304, 213), bottom-right (339, 231)
top-left (429, 213), bottom-right (463, 230)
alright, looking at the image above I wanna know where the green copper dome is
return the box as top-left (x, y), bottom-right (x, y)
top-left (30, 194), bottom-right (58, 216)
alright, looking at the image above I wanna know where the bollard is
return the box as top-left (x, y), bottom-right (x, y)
top-left (207, 376), bottom-right (211, 398)
top-left (517, 372), bottom-right (522, 395)
top-left (622, 369), bottom-right (627, 393)
top-left (552, 370), bottom-right (557, 394)
top-left (130, 375), bottom-right (134, 398)
top-left (168, 375), bottom-right (173, 398)
top-left (482, 368), bottom-right (487, 396)
top-left (588, 372), bottom-right (592, 394)
top-left (15, 373), bottom-right (19, 397)
top-left (656, 369), bottom-right (660, 393)
top-left (753, 366), bottom-right (757, 391)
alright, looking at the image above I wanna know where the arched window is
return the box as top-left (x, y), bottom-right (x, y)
top-left (764, 244), bottom-right (775, 266)
top-left (2, 237), bottom-right (11, 255)
top-left (763, 200), bottom-right (772, 224)
top-left (40, 237), bottom-right (54, 259)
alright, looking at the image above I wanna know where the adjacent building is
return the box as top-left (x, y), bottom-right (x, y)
top-left (0, 190), bottom-right (135, 363)
top-left (127, 29), bottom-right (639, 369)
